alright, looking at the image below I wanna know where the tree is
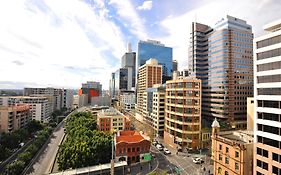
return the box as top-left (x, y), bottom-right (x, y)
top-left (57, 112), bottom-right (111, 170)
top-left (26, 120), bottom-right (44, 134)
top-left (18, 151), bottom-right (32, 164)
top-left (6, 160), bottom-right (25, 175)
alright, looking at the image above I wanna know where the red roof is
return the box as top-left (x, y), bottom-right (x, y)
top-left (116, 131), bottom-right (146, 143)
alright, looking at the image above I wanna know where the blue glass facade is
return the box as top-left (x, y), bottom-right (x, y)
top-left (137, 40), bottom-right (173, 82)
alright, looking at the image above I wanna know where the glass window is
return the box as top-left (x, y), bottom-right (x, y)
top-left (235, 151), bottom-right (239, 158)
top-left (225, 157), bottom-right (229, 164)
top-left (235, 162), bottom-right (239, 171)
top-left (226, 147), bottom-right (229, 153)
top-left (219, 144), bottom-right (222, 150)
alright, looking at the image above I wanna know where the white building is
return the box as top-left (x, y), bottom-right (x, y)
top-left (119, 91), bottom-right (135, 111)
top-left (0, 96), bottom-right (51, 123)
top-left (253, 18), bottom-right (281, 175)
top-left (62, 89), bottom-right (74, 109)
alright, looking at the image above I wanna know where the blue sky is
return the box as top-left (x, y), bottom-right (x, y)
top-left (0, 0), bottom-right (280, 90)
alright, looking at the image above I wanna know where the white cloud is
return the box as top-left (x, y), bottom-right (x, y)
top-left (156, 0), bottom-right (281, 70)
top-left (137, 1), bottom-right (153, 11)
top-left (109, 0), bottom-right (148, 40)
top-left (0, 0), bottom-right (127, 89)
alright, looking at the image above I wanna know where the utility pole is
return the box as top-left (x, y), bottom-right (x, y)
top-left (111, 131), bottom-right (115, 175)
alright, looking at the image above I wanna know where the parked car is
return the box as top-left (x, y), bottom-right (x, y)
top-left (156, 144), bottom-right (163, 151)
top-left (163, 148), bottom-right (171, 155)
top-left (152, 141), bottom-right (158, 146)
top-left (193, 157), bottom-right (203, 164)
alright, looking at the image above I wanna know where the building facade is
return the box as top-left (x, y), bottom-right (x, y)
top-left (253, 19), bottom-right (281, 175)
top-left (79, 81), bottom-right (102, 104)
top-left (143, 84), bottom-right (165, 136)
top-left (121, 44), bottom-right (136, 88)
top-left (137, 40), bottom-right (173, 83)
top-left (136, 59), bottom-right (162, 122)
top-left (0, 96), bottom-right (51, 123)
top-left (115, 131), bottom-right (151, 164)
top-left (0, 104), bottom-right (31, 133)
top-left (119, 91), bottom-right (135, 111)
top-left (97, 108), bottom-right (131, 132)
top-left (189, 16), bottom-right (253, 128)
top-left (247, 97), bottom-right (254, 131)
top-left (211, 119), bottom-right (253, 175)
top-left (164, 76), bottom-right (201, 150)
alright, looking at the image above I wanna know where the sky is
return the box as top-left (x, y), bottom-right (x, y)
top-left (0, 0), bottom-right (280, 90)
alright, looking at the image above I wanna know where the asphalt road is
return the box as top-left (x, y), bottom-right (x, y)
top-left (26, 122), bottom-right (65, 175)
top-left (26, 107), bottom-right (86, 175)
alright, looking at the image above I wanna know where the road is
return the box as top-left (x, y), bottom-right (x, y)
top-left (127, 110), bottom-right (213, 175)
top-left (26, 107), bottom-right (86, 175)
top-left (26, 122), bottom-right (65, 175)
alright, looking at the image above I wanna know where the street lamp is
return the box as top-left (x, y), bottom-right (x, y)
top-left (111, 129), bottom-right (117, 175)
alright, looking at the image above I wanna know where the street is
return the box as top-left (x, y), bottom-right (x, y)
top-left (126, 110), bottom-right (213, 175)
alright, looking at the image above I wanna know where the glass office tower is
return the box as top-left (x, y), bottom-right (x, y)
top-left (137, 40), bottom-right (173, 83)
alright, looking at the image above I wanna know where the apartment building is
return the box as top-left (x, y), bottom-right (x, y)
top-left (136, 58), bottom-right (162, 122)
top-left (253, 19), bottom-right (281, 175)
top-left (97, 108), bottom-right (131, 132)
top-left (0, 96), bottom-right (51, 123)
top-left (0, 104), bottom-right (31, 133)
top-left (189, 15), bottom-right (253, 128)
top-left (211, 119), bottom-right (253, 175)
top-left (143, 84), bottom-right (165, 136)
top-left (164, 75), bottom-right (201, 150)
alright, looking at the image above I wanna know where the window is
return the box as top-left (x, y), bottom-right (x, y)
top-left (219, 154), bottom-right (222, 161)
top-left (225, 157), bottom-right (229, 164)
top-left (235, 162), bottom-right (239, 171)
top-left (219, 144), bottom-right (222, 150)
top-left (218, 167), bottom-right (222, 174)
top-left (235, 151), bottom-right (239, 158)
top-left (132, 147), bottom-right (135, 152)
top-left (128, 148), bottom-right (131, 152)
top-left (137, 147), bottom-right (140, 152)
top-left (272, 166), bottom-right (280, 175)
top-left (225, 171), bottom-right (229, 175)
top-left (226, 147), bottom-right (229, 153)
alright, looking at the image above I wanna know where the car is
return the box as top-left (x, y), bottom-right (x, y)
top-left (156, 144), bottom-right (163, 151)
top-left (163, 148), bottom-right (171, 155)
top-left (152, 141), bottom-right (158, 146)
top-left (192, 157), bottom-right (203, 164)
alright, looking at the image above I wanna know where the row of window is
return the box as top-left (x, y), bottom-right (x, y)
top-left (257, 88), bottom-right (281, 95)
top-left (257, 136), bottom-right (281, 149)
top-left (257, 124), bottom-right (280, 136)
top-left (257, 147), bottom-right (268, 158)
top-left (219, 144), bottom-right (240, 157)
top-left (258, 112), bottom-right (281, 122)
top-left (257, 48), bottom-right (281, 60)
top-left (257, 35), bottom-right (281, 49)
top-left (258, 100), bottom-right (281, 109)
top-left (257, 159), bottom-right (268, 170)
top-left (257, 74), bottom-right (281, 83)
top-left (257, 60), bottom-right (281, 72)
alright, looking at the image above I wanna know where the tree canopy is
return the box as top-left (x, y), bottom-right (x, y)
top-left (57, 112), bottom-right (112, 171)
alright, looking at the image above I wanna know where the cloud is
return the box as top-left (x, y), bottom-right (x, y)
top-left (109, 0), bottom-right (148, 40)
top-left (0, 0), bottom-right (128, 89)
top-left (12, 60), bottom-right (24, 66)
top-left (156, 0), bottom-right (281, 70)
top-left (137, 1), bottom-right (153, 11)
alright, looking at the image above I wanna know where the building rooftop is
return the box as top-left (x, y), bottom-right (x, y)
top-left (116, 131), bottom-right (147, 143)
top-left (218, 130), bottom-right (253, 145)
top-left (264, 18), bottom-right (281, 32)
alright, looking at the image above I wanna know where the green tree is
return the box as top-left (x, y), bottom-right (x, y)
top-left (18, 151), bottom-right (32, 164)
top-left (6, 160), bottom-right (25, 175)
top-left (26, 120), bottom-right (44, 134)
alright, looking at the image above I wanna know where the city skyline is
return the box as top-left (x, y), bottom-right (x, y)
top-left (0, 0), bottom-right (280, 90)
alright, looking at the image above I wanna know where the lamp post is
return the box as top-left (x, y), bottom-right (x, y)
top-left (111, 129), bottom-right (116, 175)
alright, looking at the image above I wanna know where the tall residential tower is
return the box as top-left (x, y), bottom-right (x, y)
top-left (253, 19), bottom-right (281, 175)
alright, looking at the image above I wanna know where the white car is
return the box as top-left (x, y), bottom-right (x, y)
top-left (192, 157), bottom-right (203, 164)
top-left (163, 148), bottom-right (171, 155)
top-left (156, 144), bottom-right (163, 151)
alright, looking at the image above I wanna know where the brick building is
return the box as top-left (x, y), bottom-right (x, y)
top-left (115, 131), bottom-right (151, 164)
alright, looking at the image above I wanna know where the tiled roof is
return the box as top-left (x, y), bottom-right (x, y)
top-left (116, 131), bottom-right (146, 143)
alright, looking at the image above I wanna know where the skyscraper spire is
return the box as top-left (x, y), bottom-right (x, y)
top-left (128, 42), bottom-right (132, 53)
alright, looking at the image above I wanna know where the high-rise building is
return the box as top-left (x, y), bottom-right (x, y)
top-left (114, 67), bottom-right (133, 94)
top-left (136, 59), bottom-right (162, 122)
top-left (121, 44), bottom-right (136, 88)
top-left (173, 60), bottom-right (178, 72)
top-left (119, 91), bottom-right (135, 111)
top-left (79, 81), bottom-right (102, 104)
top-left (0, 104), bottom-right (31, 133)
top-left (164, 75), bottom-right (201, 150)
top-left (211, 119), bottom-right (254, 175)
top-left (0, 96), bottom-right (51, 123)
top-left (137, 40), bottom-right (173, 83)
top-left (62, 89), bottom-right (74, 109)
top-left (189, 15), bottom-right (253, 128)
top-left (253, 19), bottom-right (281, 175)
top-left (109, 73), bottom-right (115, 98)
top-left (144, 84), bottom-right (166, 136)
